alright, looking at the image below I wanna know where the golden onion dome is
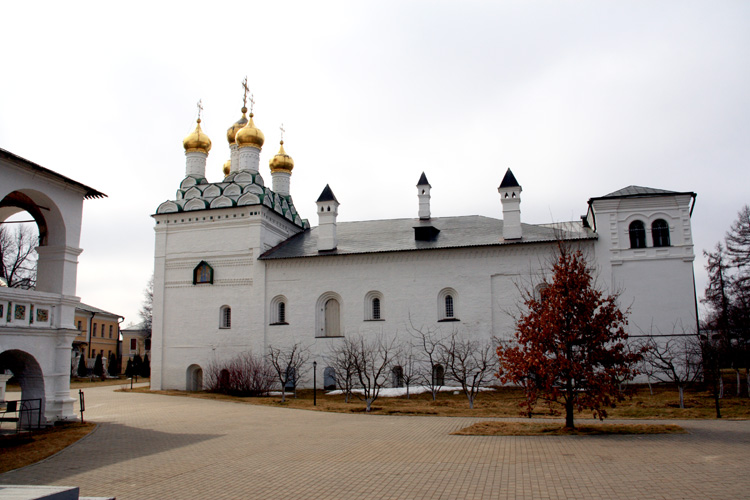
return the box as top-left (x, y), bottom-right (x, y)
top-left (235, 113), bottom-right (265, 149)
top-left (183, 118), bottom-right (212, 154)
top-left (226, 107), bottom-right (249, 145)
top-left (269, 140), bottom-right (294, 173)
top-left (223, 159), bottom-right (231, 176)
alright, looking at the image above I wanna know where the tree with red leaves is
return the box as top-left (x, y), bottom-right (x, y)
top-left (497, 245), bottom-right (643, 429)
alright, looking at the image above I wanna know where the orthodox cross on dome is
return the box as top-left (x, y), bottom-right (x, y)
top-left (241, 76), bottom-right (249, 108)
top-left (279, 123), bottom-right (285, 141)
top-left (249, 92), bottom-right (255, 114)
top-left (196, 99), bottom-right (203, 120)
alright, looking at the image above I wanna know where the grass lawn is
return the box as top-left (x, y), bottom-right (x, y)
top-left (133, 384), bottom-right (750, 420)
top-left (452, 421), bottom-right (687, 436)
top-left (0, 422), bottom-right (96, 474)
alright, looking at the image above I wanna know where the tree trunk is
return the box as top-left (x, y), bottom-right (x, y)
top-left (647, 377), bottom-right (653, 396)
top-left (719, 377), bottom-right (724, 399)
top-left (468, 395), bottom-right (474, 409)
top-left (366, 398), bottom-right (373, 412)
top-left (281, 386), bottom-right (286, 403)
top-left (565, 379), bottom-right (575, 429)
top-left (678, 385), bottom-right (684, 409)
top-left (736, 369), bottom-right (741, 397)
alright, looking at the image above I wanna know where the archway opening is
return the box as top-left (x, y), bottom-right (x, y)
top-left (0, 349), bottom-right (45, 426)
top-left (186, 364), bottom-right (203, 391)
top-left (0, 209), bottom-right (39, 289)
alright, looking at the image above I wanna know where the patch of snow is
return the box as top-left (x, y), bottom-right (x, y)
top-left (326, 385), bottom-right (495, 397)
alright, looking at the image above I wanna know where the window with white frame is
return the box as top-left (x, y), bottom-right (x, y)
top-left (437, 288), bottom-right (459, 321)
top-left (364, 291), bottom-right (384, 321)
top-left (270, 295), bottom-right (288, 325)
top-left (220, 305), bottom-right (231, 329)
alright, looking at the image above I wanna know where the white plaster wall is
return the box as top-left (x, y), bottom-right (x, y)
top-left (262, 242), bottom-right (571, 376)
top-left (151, 205), bottom-right (303, 390)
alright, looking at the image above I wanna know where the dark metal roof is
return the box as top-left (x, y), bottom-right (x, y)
top-left (417, 172), bottom-right (430, 186)
top-left (316, 184), bottom-right (338, 203)
top-left (77, 302), bottom-right (123, 318)
top-left (498, 169), bottom-right (520, 188)
top-left (0, 148), bottom-right (107, 200)
top-left (260, 215), bottom-right (596, 260)
top-left (591, 185), bottom-right (695, 200)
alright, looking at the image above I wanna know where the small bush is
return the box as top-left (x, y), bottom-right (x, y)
top-left (205, 351), bottom-right (276, 397)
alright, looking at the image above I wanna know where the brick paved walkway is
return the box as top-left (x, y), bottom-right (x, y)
top-left (1, 385), bottom-right (749, 499)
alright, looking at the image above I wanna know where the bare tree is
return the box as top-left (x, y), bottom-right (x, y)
top-left (205, 351), bottom-right (276, 396)
top-left (139, 274), bottom-right (154, 336)
top-left (0, 223), bottom-right (38, 289)
top-left (267, 342), bottom-right (310, 402)
top-left (643, 336), bottom-right (703, 409)
top-left (390, 340), bottom-right (419, 398)
top-left (409, 320), bottom-right (446, 401)
top-left (326, 338), bottom-right (357, 402)
top-left (441, 332), bottom-right (498, 409)
top-left (351, 334), bottom-right (397, 412)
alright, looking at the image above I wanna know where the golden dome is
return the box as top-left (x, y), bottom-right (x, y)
top-left (183, 118), bottom-right (212, 154)
top-left (226, 107), bottom-right (248, 145)
top-left (235, 113), bottom-right (265, 149)
top-left (269, 140), bottom-right (294, 173)
top-left (223, 159), bottom-right (231, 176)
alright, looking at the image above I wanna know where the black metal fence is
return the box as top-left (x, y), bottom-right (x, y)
top-left (0, 398), bottom-right (43, 432)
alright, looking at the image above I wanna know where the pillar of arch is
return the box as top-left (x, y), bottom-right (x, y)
top-left (1, 149), bottom-right (105, 423)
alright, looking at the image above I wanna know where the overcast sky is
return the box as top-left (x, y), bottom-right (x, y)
top-left (1, 1), bottom-right (748, 326)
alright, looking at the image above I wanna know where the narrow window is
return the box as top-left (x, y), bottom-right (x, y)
top-left (372, 298), bottom-right (381, 320)
top-left (145, 338), bottom-right (151, 351)
top-left (130, 338), bottom-right (137, 351)
top-left (77, 321), bottom-right (82, 330)
top-left (629, 220), bottom-right (646, 249)
top-left (220, 306), bottom-right (231, 329)
top-left (445, 295), bottom-right (454, 318)
top-left (392, 366), bottom-right (404, 387)
top-left (432, 364), bottom-right (445, 386)
top-left (438, 288), bottom-right (458, 321)
top-left (109, 325), bottom-right (113, 338)
top-left (93, 324), bottom-right (97, 337)
top-left (652, 219), bottom-right (670, 247)
top-left (278, 302), bottom-right (286, 323)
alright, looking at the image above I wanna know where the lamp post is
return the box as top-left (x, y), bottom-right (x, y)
top-left (313, 360), bottom-right (317, 406)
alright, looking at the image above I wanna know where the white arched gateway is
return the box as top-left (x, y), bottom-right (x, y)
top-left (0, 148), bottom-right (105, 424)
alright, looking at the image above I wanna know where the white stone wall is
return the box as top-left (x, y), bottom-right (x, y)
top-left (151, 205), bottom-right (302, 389)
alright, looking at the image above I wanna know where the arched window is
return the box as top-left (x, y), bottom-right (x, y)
top-left (445, 295), bottom-right (454, 317)
top-left (629, 220), bottom-right (646, 249)
top-left (220, 306), bottom-right (231, 329)
top-left (316, 292), bottom-right (343, 337)
top-left (652, 219), bottom-right (670, 247)
top-left (364, 291), bottom-right (384, 321)
top-left (432, 364), bottom-right (445, 386)
top-left (270, 295), bottom-right (288, 325)
top-left (438, 288), bottom-right (459, 321)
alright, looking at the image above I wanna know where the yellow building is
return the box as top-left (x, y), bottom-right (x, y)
top-left (120, 323), bottom-right (151, 375)
top-left (73, 303), bottom-right (123, 375)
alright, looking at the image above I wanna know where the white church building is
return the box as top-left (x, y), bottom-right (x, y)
top-left (151, 102), bottom-right (698, 391)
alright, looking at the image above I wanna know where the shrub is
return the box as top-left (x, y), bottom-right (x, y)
top-left (205, 351), bottom-right (276, 396)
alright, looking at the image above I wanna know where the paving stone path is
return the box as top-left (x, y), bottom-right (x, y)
top-left (1, 385), bottom-right (749, 499)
